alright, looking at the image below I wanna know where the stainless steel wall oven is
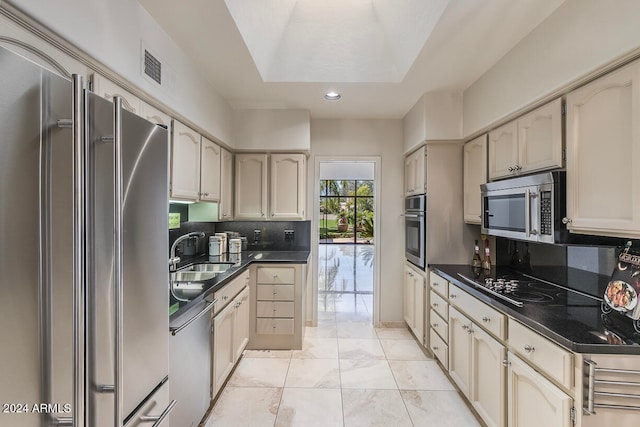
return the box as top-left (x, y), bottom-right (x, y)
top-left (405, 194), bottom-right (426, 269)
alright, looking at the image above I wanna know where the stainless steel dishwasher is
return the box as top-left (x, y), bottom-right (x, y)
top-left (169, 297), bottom-right (216, 427)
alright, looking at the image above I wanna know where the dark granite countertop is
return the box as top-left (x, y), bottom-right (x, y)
top-left (430, 264), bottom-right (640, 355)
top-left (169, 250), bottom-right (310, 326)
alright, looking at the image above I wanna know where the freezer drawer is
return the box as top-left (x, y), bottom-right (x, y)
top-left (124, 378), bottom-right (173, 427)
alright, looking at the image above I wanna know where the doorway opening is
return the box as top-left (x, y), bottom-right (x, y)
top-left (316, 161), bottom-right (377, 323)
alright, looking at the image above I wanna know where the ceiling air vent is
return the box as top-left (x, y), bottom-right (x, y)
top-left (144, 49), bottom-right (161, 85)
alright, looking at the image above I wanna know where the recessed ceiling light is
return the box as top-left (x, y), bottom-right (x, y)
top-left (324, 91), bottom-right (341, 101)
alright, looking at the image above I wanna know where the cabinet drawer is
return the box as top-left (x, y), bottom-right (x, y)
top-left (430, 328), bottom-right (448, 370)
top-left (449, 283), bottom-right (506, 340)
top-left (257, 267), bottom-right (295, 284)
top-left (256, 301), bottom-right (295, 318)
top-left (213, 270), bottom-right (249, 314)
top-left (429, 309), bottom-right (448, 344)
top-left (256, 284), bottom-right (295, 301)
top-left (256, 318), bottom-right (295, 335)
top-left (430, 290), bottom-right (448, 320)
top-left (429, 271), bottom-right (449, 298)
top-left (509, 319), bottom-right (573, 390)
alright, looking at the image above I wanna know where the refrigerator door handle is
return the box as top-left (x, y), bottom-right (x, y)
top-left (139, 399), bottom-right (177, 426)
top-left (71, 73), bottom-right (86, 427)
top-left (113, 96), bottom-right (125, 427)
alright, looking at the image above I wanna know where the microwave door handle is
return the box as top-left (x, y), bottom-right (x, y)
top-left (525, 189), bottom-right (531, 238)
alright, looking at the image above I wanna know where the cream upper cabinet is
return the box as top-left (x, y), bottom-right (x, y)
top-left (91, 73), bottom-right (141, 115)
top-left (516, 98), bottom-right (563, 174)
top-left (403, 263), bottom-right (424, 345)
top-left (171, 120), bottom-right (201, 201)
top-left (140, 101), bottom-right (171, 127)
top-left (463, 134), bottom-right (488, 224)
top-left (565, 59), bottom-right (640, 238)
top-left (219, 147), bottom-right (234, 221)
top-left (405, 146), bottom-right (426, 196)
top-left (235, 154), bottom-right (268, 219)
top-left (270, 154), bottom-right (305, 219)
top-left (488, 122), bottom-right (518, 180)
top-left (507, 353), bottom-right (573, 427)
top-left (489, 98), bottom-right (563, 180)
top-left (199, 137), bottom-right (221, 202)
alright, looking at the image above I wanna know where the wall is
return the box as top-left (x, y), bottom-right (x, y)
top-left (232, 109), bottom-right (310, 151)
top-left (463, 0), bottom-right (640, 136)
top-left (309, 119), bottom-right (404, 324)
top-left (403, 91), bottom-right (462, 153)
top-left (5, 0), bottom-right (234, 145)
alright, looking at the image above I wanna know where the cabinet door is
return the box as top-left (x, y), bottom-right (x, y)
top-left (235, 154), bottom-right (268, 219)
top-left (517, 98), bottom-right (563, 174)
top-left (405, 147), bottom-right (425, 195)
top-left (91, 73), bottom-right (141, 115)
top-left (403, 267), bottom-right (415, 329)
top-left (471, 326), bottom-right (506, 427)
top-left (507, 353), bottom-right (572, 427)
top-left (212, 301), bottom-right (235, 396)
top-left (171, 121), bottom-right (201, 200)
top-left (404, 153), bottom-right (416, 195)
top-left (488, 122), bottom-right (518, 180)
top-left (449, 307), bottom-right (472, 397)
top-left (412, 273), bottom-right (425, 345)
top-left (219, 147), bottom-right (233, 220)
top-left (140, 101), bottom-right (171, 127)
top-left (270, 154), bottom-right (305, 219)
top-left (463, 134), bottom-right (487, 224)
top-left (233, 286), bottom-right (250, 362)
top-left (200, 137), bottom-right (221, 202)
top-left (565, 60), bottom-right (640, 238)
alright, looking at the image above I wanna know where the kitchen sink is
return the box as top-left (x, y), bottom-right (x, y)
top-left (179, 262), bottom-right (235, 273)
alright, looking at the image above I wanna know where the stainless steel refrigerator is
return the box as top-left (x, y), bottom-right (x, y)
top-left (0, 46), bottom-right (173, 426)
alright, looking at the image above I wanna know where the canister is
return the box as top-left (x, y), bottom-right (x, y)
top-left (229, 238), bottom-right (242, 254)
top-left (214, 232), bottom-right (227, 254)
top-left (209, 236), bottom-right (222, 256)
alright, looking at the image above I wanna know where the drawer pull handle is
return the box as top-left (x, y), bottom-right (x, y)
top-left (461, 325), bottom-right (469, 331)
top-left (482, 317), bottom-right (491, 323)
top-left (450, 294), bottom-right (456, 299)
top-left (524, 345), bottom-right (535, 353)
top-left (222, 296), bottom-right (229, 301)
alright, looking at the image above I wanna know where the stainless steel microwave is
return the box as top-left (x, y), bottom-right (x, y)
top-left (481, 171), bottom-right (567, 244)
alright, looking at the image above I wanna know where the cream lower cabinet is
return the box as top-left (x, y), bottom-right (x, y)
top-left (449, 307), bottom-right (506, 427)
top-left (212, 273), bottom-right (250, 397)
top-left (507, 352), bottom-right (573, 427)
top-left (248, 264), bottom-right (306, 350)
top-left (463, 134), bottom-right (487, 224)
top-left (565, 59), bottom-right (640, 238)
top-left (403, 263), bottom-right (425, 345)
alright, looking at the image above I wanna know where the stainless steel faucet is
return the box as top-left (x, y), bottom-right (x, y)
top-left (169, 231), bottom-right (205, 270)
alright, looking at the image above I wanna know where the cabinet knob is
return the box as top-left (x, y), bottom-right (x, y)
top-left (261, 212), bottom-right (265, 217)
top-left (516, 165), bottom-right (522, 171)
top-left (508, 166), bottom-right (514, 172)
top-left (461, 324), bottom-right (468, 331)
top-left (562, 217), bottom-right (572, 225)
top-left (502, 359), bottom-right (512, 367)
top-left (432, 303), bottom-right (438, 308)
top-left (222, 296), bottom-right (228, 300)
top-left (432, 323), bottom-right (438, 328)
top-left (482, 316), bottom-right (491, 323)
top-left (450, 294), bottom-right (456, 299)
top-left (432, 282), bottom-right (438, 287)
top-left (524, 345), bottom-right (535, 353)
top-left (432, 346), bottom-right (439, 351)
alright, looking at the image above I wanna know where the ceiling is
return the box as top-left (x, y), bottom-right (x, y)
top-left (139, 0), bottom-right (566, 119)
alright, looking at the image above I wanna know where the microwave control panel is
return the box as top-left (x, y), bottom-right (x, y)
top-left (540, 191), bottom-right (552, 235)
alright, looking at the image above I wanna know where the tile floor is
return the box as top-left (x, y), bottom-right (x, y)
top-left (205, 293), bottom-right (481, 426)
